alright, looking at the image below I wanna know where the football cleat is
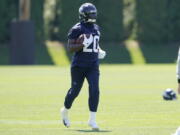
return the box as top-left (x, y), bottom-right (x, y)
top-left (60, 107), bottom-right (70, 128)
top-left (88, 120), bottom-right (99, 131)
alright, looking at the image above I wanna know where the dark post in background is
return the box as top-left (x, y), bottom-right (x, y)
top-left (10, 0), bottom-right (35, 65)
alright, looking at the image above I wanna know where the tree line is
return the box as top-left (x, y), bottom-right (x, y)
top-left (0, 0), bottom-right (180, 45)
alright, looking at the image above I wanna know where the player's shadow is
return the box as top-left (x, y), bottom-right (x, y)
top-left (75, 129), bottom-right (112, 133)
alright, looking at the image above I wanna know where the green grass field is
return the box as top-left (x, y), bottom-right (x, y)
top-left (0, 64), bottom-right (180, 135)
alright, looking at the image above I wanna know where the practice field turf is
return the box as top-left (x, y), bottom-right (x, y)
top-left (0, 65), bottom-right (180, 135)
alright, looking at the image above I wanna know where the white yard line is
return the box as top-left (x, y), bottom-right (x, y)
top-left (0, 120), bottom-right (91, 125)
top-left (0, 120), bottom-right (59, 125)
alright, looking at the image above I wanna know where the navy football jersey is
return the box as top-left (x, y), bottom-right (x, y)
top-left (68, 22), bottom-right (100, 67)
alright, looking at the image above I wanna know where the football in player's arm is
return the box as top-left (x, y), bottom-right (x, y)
top-left (60, 3), bottom-right (106, 131)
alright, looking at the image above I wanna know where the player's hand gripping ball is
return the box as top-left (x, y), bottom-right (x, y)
top-left (75, 34), bottom-right (84, 44)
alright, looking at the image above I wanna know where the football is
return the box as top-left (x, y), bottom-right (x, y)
top-left (162, 88), bottom-right (177, 100)
top-left (76, 34), bottom-right (84, 44)
top-left (76, 34), bottom-right (90, 44)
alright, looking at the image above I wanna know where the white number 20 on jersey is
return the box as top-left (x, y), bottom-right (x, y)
top-left (83, 35), bottom-right (99, 53)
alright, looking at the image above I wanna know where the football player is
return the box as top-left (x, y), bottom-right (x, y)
top-left (176, 47), bottom-right (180, 94)
top-left (60, 3), bottom-right (106, 131)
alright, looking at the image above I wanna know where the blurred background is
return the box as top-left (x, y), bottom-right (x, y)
top-left (0, 0), bottom-right (180, 65)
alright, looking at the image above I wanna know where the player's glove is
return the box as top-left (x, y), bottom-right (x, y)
top-left (82, 34), bottom-right (93, 47)
top-left (98, 48), bottom-right (106, 59)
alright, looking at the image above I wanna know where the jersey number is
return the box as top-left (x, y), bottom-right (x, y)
top-left (83, 35), bottom-right (99, 53)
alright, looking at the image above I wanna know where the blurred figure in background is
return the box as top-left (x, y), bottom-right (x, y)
top-left (176, 47), bottom-right (180, 94)
top-left (172, 127), bottom-right (180, 135)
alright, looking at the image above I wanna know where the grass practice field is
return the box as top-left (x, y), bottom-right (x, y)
top-left (0, 64), bottom-right (180, 135)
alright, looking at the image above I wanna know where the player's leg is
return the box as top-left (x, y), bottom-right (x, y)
top-left (61, 66), bottom-right (85, 127)
top-left (177, 83), bottom-right (180, 94)
top-left (86, 68), bottom-right (100, 112)
top-left (64, 67), bottom-right (85, 108)
top-left (86, 66), bottom-right (100, 130)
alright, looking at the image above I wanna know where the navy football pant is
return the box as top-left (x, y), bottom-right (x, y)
top-left (64, 66), bottom-right (100, 112)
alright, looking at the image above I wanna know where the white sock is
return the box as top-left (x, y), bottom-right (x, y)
top-left (62, 106), bottom-right (69, 112)
top-left (89, 111), bottom-right (96, 122)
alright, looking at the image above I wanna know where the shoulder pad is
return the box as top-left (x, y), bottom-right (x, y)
top-left (72, 23), bottom-right (81, 30)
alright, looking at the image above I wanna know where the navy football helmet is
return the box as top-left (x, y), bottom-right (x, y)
top-left (163, 88), bottom-right (177, 100)
top-left (79, 3), bottom-right (97, 23)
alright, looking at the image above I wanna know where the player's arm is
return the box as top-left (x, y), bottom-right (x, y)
top-left (67, 26), bottom-right (84, 53)
top-left (67, 39), bottom-right (84, 53)
top-left (67, 34), bottom-right (93, 53)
